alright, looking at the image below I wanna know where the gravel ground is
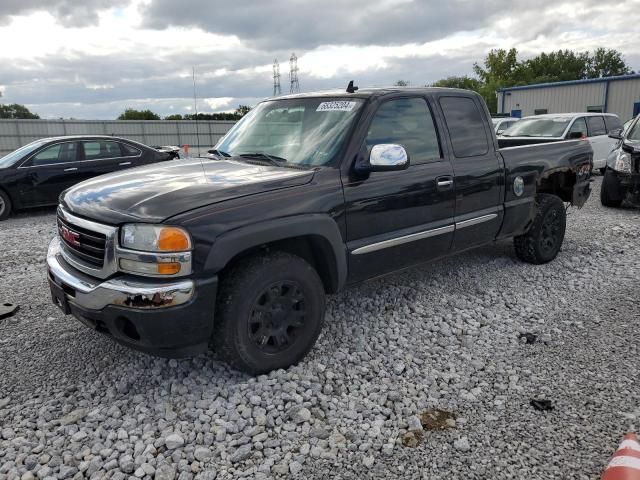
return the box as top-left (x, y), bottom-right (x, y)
top-left (1, 176), bottom-right (639, 480)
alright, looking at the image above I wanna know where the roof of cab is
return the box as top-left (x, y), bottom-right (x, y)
top-left (265, 86), bottom-right (479, 101)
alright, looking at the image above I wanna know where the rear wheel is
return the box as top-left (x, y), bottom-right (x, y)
top-left (514, 193), bottom-right (566, 264)
top-left (0, 190), bottom-right (12, 221)
top-left (213, 251), bottom-right (326, 374)
top-left (600, 169), bottom-right (624, 208)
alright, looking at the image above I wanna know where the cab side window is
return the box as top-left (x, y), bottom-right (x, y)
top-left (586, 116), bottom-right (607, 137)
top-left (30, 143), bottom-right (78, 166)
top-left (439, 96), bottom-right (489, 158)
top-left (364, 97), bottom-right (441, 165)
top-left (569, 118), bottom-right (587, 137)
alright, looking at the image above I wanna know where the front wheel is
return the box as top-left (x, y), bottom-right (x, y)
top-left (600, 169), bottom-right (624, 208)
top-left (514, 193), bottom-right (566, 264)
top-left (0, 189), bottom-right (12, 221)
top-left (213, 251), bottom-right (326, 374)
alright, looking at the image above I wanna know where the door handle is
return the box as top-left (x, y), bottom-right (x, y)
top-left (119, 161), bottom-right (131, 166)
top-left (63, 167), bottom-right (77, 172)
top-left (436, 176), bottom-right (454, 189)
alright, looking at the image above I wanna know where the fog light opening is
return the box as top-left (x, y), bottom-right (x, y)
top-left (115, 316), bottom-right (140, 341)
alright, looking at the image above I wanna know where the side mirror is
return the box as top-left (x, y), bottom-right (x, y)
top-left (367, 144), bottom-right (409, 172)
top-left (568, 131), bottom-right (585, 139)
top-left (608, 128), bottom-right (623, 140)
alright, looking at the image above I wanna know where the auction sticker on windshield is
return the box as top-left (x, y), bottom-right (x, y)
top-left (316, 101), bottom-right (357, 112)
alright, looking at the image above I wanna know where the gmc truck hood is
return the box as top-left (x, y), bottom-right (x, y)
top-left (61, 158), bottom-right (315, 224)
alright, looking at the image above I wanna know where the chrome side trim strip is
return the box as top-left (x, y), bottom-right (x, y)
top-left (455, 213), bottom-right (498, 229)
top-left (351, 213), bottom-right (500, 256)
top-left (351, 225), bottom-right (455, 255)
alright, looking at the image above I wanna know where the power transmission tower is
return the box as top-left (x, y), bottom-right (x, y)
top-left (289, 52), bottom-right (300, 94)
top-left (272, 59), bottom-right (281, 96)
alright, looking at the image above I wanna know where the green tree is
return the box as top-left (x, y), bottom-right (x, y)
top-left (234, 105), bottom-right (251, 117)
top-left (522, 50), bottom-right (589, 83)
top-left (164, 114), bottom-right (183, 120)
top-left (117, 109), bottom-right (160, 120)
top-left (394, 80), bottom-right (410, 86)
top-left (585, 48), bottom-right (633, 78)
top-left (430, 76), bottom-right (482, 91)
top-left (0, 103), bottom-right (40, 119)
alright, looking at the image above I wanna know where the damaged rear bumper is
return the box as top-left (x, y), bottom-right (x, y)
top-left (47, 237), bottom-right (216, 357)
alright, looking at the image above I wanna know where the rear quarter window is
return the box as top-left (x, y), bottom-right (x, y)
top-left (586, 116), bottom-right (607, 136)
top-left (439, 96), bottom-right (489, 158)
top-left (603, 116), bottom-right (622, 133)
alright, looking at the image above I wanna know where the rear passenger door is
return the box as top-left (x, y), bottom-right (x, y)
top-left (343, 96), bottom-right (456, 282)
top-left (75, 140), bottom-right (137, 183)
top-left (435, 94), bottom-right (504, 251)
top-left (585, 116), bottom-right (609, 168)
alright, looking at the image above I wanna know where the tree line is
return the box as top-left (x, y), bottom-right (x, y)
top-left (116, 105), bottom-right (251, 121)
top-left (428, 47), bottom-right (633, 112)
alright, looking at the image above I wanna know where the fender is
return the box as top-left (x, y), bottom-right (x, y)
top-left (204, 214), bottom-right (347, 292)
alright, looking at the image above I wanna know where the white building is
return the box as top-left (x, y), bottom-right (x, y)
top-left (496, 73), bottom-right (640, 122)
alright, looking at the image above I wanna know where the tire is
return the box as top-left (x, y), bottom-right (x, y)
top-left (600, 169), bottom-right (623, 208)
top-left (0, 189), bottom-right (12, 221)
top-left (213, 251), bottom-right (326, 374)
top-left (514, 193), bottom-right (566, 264)
top-left (599, 167), bottom-right (607, 175)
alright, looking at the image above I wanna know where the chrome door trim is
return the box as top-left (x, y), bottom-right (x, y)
top-left (455, 213), bottom-right (498, 229)
top-left (351, 212), bottom-right (499, 256)
top-left (351, 225), bottom-right (454, 255)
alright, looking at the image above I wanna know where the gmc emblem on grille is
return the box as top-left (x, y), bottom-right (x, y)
top-left (60, 225), bottom-right (81, 246)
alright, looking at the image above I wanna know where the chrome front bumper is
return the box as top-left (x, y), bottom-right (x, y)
top-left (47, 237), bottom-right (195, 310)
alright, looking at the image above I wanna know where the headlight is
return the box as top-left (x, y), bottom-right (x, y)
top-left (118, 224), bottom-right (192, 277)
top-left (611, 150), bottom-right (632, 173)
top-left (121, 224), bottom-right (192, 252)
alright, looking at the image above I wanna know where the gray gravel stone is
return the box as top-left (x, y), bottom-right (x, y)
top-left (165, 434), bottom-right (185, 450)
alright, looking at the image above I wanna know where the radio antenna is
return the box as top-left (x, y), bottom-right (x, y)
top-left (192, 66), bottom-right (207, 178)
top-left (192, 66), bottom-right (201, 158)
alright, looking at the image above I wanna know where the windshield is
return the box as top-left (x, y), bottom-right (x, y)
top-left (215, 97), bottom-right (364, 167)
top-left (627, 118), bottom-right (640, 141)
top-left (0, 140), bottom-right (47, 168)
top-left (501, 117), bottom-right (570, 137)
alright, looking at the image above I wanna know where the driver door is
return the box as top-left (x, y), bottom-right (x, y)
top-left (18, 141), bottom-right (82, 206)
top-left (342, 96), bottom-right (456, 283)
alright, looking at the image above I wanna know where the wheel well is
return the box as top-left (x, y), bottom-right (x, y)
top-left (537, 171), bottom-right (575, 202)
top-left (220, 235), bottom-right (340, 294)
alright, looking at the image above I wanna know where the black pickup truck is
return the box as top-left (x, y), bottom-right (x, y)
top-left (47, 86), bottom-right (593, 374)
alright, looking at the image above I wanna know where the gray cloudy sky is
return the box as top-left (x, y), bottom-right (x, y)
top-left (1, 0), bottom-right (638, 119)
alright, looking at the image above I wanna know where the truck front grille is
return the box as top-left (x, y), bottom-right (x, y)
top-left (57, 214), bottom-right (107, 268)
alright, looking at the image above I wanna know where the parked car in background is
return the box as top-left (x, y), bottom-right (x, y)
top-left (47, 86), bottom-right (592, 373)
top-left (491, 117), bottom-right (519, 135)
top-left (0, 136), bottom-right (173, 220)
top-left (601, 114), bottom-right (640, 207)
top-left (498, 113), bottom-right (622, 174)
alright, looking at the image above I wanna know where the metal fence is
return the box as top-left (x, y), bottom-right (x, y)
top-left (0, 119), bottom-right (236, 155)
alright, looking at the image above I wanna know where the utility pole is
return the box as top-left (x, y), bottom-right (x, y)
top-left (289, 53), bottom-right (300, 94)
top-left (273, 59), bottom-right (281, 96)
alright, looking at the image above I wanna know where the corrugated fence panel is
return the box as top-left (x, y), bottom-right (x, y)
top-left (0, 119), bottom-right (235, 154)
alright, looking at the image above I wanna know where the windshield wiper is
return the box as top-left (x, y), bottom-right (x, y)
top-left (238, 152), bottom-right (288, 167)
top-left (207, 148), bottom-right (231, 159)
